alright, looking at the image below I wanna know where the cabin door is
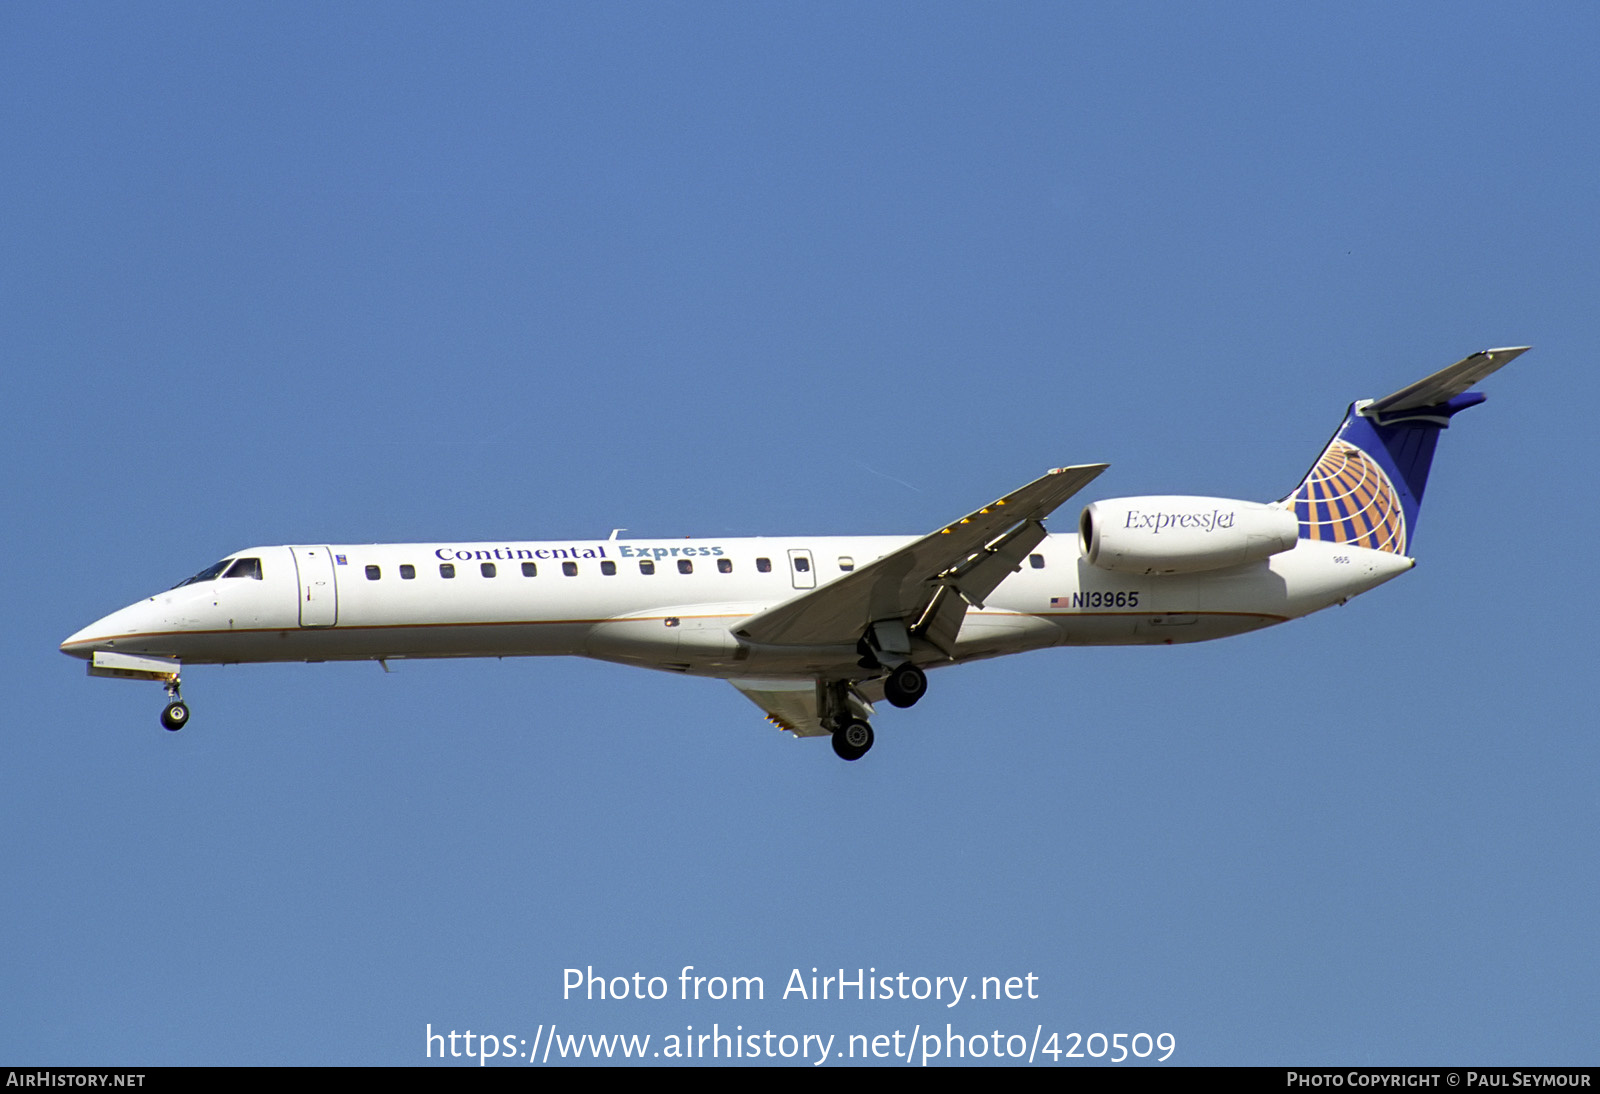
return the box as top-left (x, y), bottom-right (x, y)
top-left (290, 546), bottom-right (339, 627)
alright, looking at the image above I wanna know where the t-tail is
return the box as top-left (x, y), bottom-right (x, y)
top-left (1286, 347), bottom-right (1529, 555)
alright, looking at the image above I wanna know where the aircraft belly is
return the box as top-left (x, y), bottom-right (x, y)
top-left (584, 601), bottom-right (772, 673)
top-left (155, 622), bottom-right (589, 664)
top-left (950, 613), bottom-right (1059, 661)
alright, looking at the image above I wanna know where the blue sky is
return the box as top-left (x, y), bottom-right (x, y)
top-left (5, 2), bottom-right (1596, 1066)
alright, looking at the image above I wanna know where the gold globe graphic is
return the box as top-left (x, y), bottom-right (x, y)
top-left (1293, 440), bottom-right (1407, 555)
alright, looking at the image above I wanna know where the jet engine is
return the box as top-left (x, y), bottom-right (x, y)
top-left (1079, 496), bottom-right (1299, 575)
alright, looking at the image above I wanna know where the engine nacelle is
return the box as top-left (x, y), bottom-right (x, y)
top-left (1079, 496), bottom-right (1299, 575)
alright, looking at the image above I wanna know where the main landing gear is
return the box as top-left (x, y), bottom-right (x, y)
top-left (159, 679), bottom-right (189, 731)
top-left (820, 655), bottom-right (929, 761)
top-left (859, 620), bottom-right (928, 710)
top-left (820, 679), bottom-right (876, 762)
top-left (830, 664), bottom-right (923, 759)
top-left (882, 663), bottom-right (927, 709)
top-left (831, 719), bottom-right (874, 762)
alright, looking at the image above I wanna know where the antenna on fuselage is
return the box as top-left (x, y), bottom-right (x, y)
top-left (608, 528), bottom-right (626, 540)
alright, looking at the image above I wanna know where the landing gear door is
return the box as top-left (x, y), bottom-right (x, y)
top-left (290, 546), bottom-right (338, 627)
top-left (787, 548), bottom-right (816, 590)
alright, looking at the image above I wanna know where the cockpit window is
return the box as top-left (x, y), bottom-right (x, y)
top-left (173, 558), bottom-right (233, 588)
top-left (224, 557), bottom-right (263, 580)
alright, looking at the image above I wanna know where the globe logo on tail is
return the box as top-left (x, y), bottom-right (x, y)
top-left (1291, 439), bottom-right (1407, 555)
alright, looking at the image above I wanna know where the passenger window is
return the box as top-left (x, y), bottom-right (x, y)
top-left (678, 559), bottom-right (693, 574)
top-left (717, 558), bottom-right (732, 574)
top-left (838, 556), bottom-right (854, 572)
top-left (1029, 554), bottom-right (1045, 569)
top-left (640, 560), bottom-right (655, 575)
top-left (481, 562), bottom-right (496, 578)
top-left (400, 564), bottom-right (416, 580)
top-left (522, 562), bottom-right (537, 577)
top-left (365, 565), bottom-right (381, 581)
top-left (601, 560), bottom-right (616, 575)
top-left (440, 563), bottom-right (456, 579)
top-left (563, 561), bottom-right (578, 577)
top-left (756, 557), bottom-right (772, 573)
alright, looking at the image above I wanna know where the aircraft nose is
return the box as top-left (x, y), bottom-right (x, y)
top-left (60, 601), bottom-right (155, 660)
top-left (61, 627), bottom-right (95, 659)
top-left (60, 616), bottom-right (115, 659)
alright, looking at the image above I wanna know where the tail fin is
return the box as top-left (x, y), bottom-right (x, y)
top-left (1285, 347), bottom-right (1528, 555)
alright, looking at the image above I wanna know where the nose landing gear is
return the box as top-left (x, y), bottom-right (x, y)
top-left (160, 679), bottom-right (189, 731)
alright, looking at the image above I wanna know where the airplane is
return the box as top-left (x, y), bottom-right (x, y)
top-left (61, 347), bottom-right (1526, 760)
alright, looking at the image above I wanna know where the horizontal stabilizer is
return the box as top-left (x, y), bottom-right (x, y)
top-left (1366, 346), bottom-right (1529, 415)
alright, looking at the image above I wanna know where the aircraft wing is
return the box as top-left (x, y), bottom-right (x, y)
top-left (732, 463), bottom-right (1107, 655)
top-left (1366, 346), bottom-right (1530, 414)
top-left (727, 678), bottom-right (832, 736)
top-left (729, 677), bottom-right (885, 737)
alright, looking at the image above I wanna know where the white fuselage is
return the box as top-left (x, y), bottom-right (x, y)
top-left (60, 532), bottom-right (1413, 681)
